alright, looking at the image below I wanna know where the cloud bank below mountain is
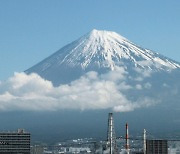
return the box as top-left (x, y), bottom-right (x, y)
top-left (0, 67), bottom-right (158, 112)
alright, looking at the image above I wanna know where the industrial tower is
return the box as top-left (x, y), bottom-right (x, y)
top-left (107, 113), bottom-right (117, 154)
top-left (125, 123), bottom-right (130, 154)
top-left (143, 129), bottom-right (146, 154)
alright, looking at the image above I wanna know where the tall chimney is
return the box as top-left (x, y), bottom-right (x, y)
top-left (125, 123), bottom-right (130, 154)
top-left (143, 129), bottom-right (146, 154)
top-left (107, 113), bottom-right (117, 154)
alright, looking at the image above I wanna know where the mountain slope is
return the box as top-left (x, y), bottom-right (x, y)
top-left (26, 29), bottom-right (180, 85)
top-left (5, 29), bottom-right (180, 142)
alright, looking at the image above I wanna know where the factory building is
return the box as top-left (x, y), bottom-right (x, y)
top-left (30, 145), bottom-right (44, 154)
top-left (146, 139), bottom-right (168, 154)
top-left (0, 129), bottom-right (30, 154)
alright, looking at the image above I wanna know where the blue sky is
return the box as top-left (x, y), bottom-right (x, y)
top-left (0, 0), bottom-right (180, 80)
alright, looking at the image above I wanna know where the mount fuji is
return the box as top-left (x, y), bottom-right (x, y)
top-left (26, 29), bottom-right (180, 86)
top-left (1, 29), bottom-right (180, 143)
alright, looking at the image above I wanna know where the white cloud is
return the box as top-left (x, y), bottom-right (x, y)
top-left (163, 83), bottom-right (169, 87)
top-left (144, 82), bottom-right (152, 89)
top-left (134, 77), bottom-right (144, 81)
top-left (134, 67), bottom-right (152, 78)
top-left (0, 70), bottom-right (157, 112)
top-left (113, 104), bottom-right (137, 112)
top-left (100, 66), bottom-right (127, 81)
top-left (113, 97), bottom-right (158, 112)
top-left (136, 84), bottom-right (142, 90)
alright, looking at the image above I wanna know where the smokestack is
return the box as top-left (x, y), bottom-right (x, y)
top-left (107, 113), bottom-right (117, 154)
top-left (109, 113), bottom-right (113, 154)
top-left (125, 123), bottom-right (130, 154)
top-left (143, 129), bottom-right (146, 154)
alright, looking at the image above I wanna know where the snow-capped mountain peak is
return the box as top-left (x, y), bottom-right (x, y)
top-left (54, 29), bottom-right (179, 71)
top-left (26, 29), bottom-right (180, 84)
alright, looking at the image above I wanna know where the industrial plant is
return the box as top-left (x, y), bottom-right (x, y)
top-left (0, 113), bottom-right (180, 154)
top-left (35, 113), bottom-right (180, 153)
top-left (104, 113), bottom-right (168, 154)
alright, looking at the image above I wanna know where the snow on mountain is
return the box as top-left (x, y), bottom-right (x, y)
top-left (26, 29), bottom-right (180, 85)
top-left (2, 30), bottom-right (180, 139)
top-left (58, 29), bottom-right (180, 70)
